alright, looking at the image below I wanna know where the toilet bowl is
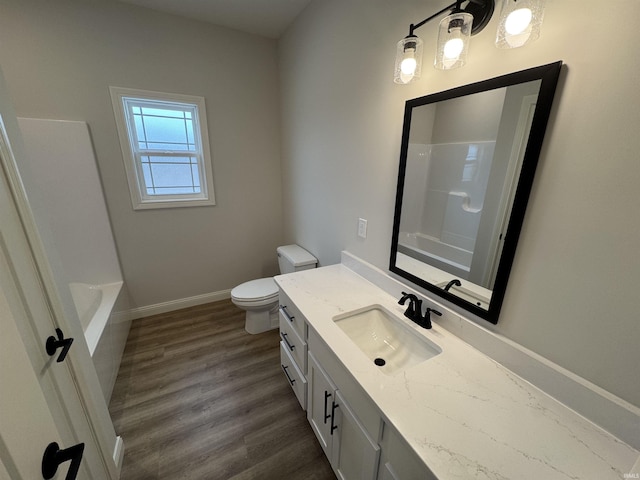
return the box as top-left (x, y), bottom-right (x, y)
top-left (230, 278), bottom-right (279, 334)
top-left (231, 245), bottom-right (317, 334)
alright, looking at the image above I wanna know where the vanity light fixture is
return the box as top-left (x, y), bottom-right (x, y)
top-left (495, 0), bottom-right (546, 48)
top-left (394, 0), bottom-right (546, 84)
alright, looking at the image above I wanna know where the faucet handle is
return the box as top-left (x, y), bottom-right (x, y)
top-left (419, 307), bottom-right (442, 329)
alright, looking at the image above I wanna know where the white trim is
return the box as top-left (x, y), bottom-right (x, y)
top-left (341, 251), bottom-right (640, 449)
top-left (109, 86), bottom-right (216, 210)
top-left (113, 436), bottom-right (125, 472)
top-left (120, 289), bottom-right (232, 321)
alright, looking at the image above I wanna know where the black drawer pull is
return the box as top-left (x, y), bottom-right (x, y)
top-left (330, 401), bottom-right (339, 435)
top-left (42, 441), bottom-right (84, 480)
top-left (280, 305), bottom-right (295, 322)
top-left (323, 391), bottom-right (332, 423)
top-left (281, 364), bottom-right (296, 385)
top-left (46, 328), bottom-right (74, 363)
top-left (281, 332), bottom-right (295, 351)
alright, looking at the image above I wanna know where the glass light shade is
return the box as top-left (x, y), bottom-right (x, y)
top-left (434, 12), bottom-right (472, 70)
top-left (394, 36), bottom-right (424, 84)
top-left (495, 0), bottom-right (546, 48)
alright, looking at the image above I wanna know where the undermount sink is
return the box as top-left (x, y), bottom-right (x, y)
top-left (333, 305), bottom-right (441, 375)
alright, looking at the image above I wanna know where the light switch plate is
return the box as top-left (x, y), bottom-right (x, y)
top-left (358, 218), bottom-right (368, 238)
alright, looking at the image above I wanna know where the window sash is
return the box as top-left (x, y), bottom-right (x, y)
top-left (110, 86), bottom-right (215, 210)
top-left (134, 152), bottom-right (205, 198)
top-left (123, 98), bottom-right (207, 201)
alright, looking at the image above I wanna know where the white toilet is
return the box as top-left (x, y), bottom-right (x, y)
top-left (231, 244), bottom-right (317, 334)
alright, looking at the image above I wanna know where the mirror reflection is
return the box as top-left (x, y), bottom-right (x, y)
top-left (390, 63), bottom-right (562, 323)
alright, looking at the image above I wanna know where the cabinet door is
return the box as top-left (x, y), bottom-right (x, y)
top-left (378, 463), bottom-right (400, 480)
top-left (307, 352), bottom-right (337, 459)
top-left (377, 422), bottom-right (436, 480)
top-left (332, 390), bottom-right (380, 480)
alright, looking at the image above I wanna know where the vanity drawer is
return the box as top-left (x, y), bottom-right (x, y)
top-left (278, 290), bottom-right (307, 340)
top-left (279, 311), bottom-right (307, 374)
top-left (280, 341), bottom-right (307, 410)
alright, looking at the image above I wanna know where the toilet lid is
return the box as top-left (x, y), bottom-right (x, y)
top-left (231, 278), bottom-right (278, 302)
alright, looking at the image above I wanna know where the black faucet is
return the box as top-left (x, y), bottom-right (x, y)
top-left (443, 279), bottom-right (462, 292)
top-left (398, 292), bottom-right (442, 329)
top-left (420, 307), bottom-right (442, 329)
top-left (398, 292), bottom-right (422, 322)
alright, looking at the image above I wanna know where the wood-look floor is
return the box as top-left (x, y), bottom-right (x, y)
top-left (109, 300), bottom-right (336, 480)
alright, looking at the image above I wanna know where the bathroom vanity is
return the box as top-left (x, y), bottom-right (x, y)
top-left (275, 254), bottom-right (639, 480)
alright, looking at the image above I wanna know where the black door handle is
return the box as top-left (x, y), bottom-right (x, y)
top-left (46, 328), bottom-right (73, 363)
top-left (42, 441), bottom-right (84, 480)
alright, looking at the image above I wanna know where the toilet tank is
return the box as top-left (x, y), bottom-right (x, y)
top-left (277, 245), bottom-right (317, 274)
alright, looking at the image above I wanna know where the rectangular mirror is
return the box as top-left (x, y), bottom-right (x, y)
top-left (390, 62), bottom-right (562, 324)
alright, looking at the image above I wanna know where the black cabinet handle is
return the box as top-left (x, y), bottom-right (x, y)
top-left (281, 332), bottom-right (295, 351)
top-left (281, 364), bottom-right (296, 385)
top-left (280, 305), bottom-right (295, 322)
top-left (330, 401), bottom-right (339, 435)
top-left (42, 441), bottom-right (84, 480)
top-left (46, 328), bottom-right (74, 363)
top-left (323, 391), bottom-right (332, 424)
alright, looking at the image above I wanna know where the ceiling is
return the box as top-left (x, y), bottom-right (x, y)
top-left (116, 0), bottom-right (311, 39)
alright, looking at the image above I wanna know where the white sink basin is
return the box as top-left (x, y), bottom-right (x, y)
top-left (333, 305), bottom-right (441, 375)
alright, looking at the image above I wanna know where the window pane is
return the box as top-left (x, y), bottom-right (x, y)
top-left (140, 106), bottom-right (187, 119)
top-left (191, 164), bottom-right (201, 187)
top-left (141, 161), bottom-right (154, 193)
top-left (149, 163), bottom-right (194, 188)
top-left (143, 115), bottom-right (189, 145)
top-left (186, 121), bottom-right (195, 145)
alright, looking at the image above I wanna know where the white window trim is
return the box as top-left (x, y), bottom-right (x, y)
top-left (109, 86), bottom-right (216, 210)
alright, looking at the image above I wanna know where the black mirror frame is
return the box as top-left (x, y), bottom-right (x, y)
top-left (390, 61), bottom-right (562, 324)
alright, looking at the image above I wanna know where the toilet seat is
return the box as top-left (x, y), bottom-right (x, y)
top-left (231, 278), bottom-right (278, 307)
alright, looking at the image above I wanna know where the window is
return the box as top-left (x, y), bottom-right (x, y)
top-left (110, 87), bottom-right (215, 210)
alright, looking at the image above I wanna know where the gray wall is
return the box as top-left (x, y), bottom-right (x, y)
top-left (0, 0), bottom-right (284, 307)
top-left (1, 0), bottom-right (638, 409)
top-left (279, 0), bottom-right (640, 408)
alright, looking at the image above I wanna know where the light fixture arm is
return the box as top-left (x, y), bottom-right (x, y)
top-left (407, 0), bottom-right (494, 38)
top-left (408, 1), bottom-right (459, 37)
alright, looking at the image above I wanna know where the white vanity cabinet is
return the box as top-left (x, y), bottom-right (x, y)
top-left (278, 286), bottom-right (434, 480)
top-left (308, 352), bottom-right (380, 480)
top-left (279, 290), bottom-right (308, 409)
top-left (377, 423), bottom-right (437, 480)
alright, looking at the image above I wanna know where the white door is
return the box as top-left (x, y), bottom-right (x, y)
top-left (0, 85), bottom-right (116, 477)
top-left (0, 273), bottom-right (74, 479)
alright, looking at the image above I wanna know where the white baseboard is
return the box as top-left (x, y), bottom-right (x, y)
top-left (123, 289), bottom-right (232, 321)
top-left (113, 436), bottom-right (124, 472)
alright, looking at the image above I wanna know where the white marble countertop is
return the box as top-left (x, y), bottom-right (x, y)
top-left (275, 264), bottom-right (638, 480)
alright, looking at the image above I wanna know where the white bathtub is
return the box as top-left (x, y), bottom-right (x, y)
top-left (398, 232), bottom-right (472, 279)
top-left (69, 281), bottom-right (129, 401)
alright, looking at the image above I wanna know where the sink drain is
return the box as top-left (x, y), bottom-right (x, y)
top-left (374, 358), bottom-right (386, 367)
